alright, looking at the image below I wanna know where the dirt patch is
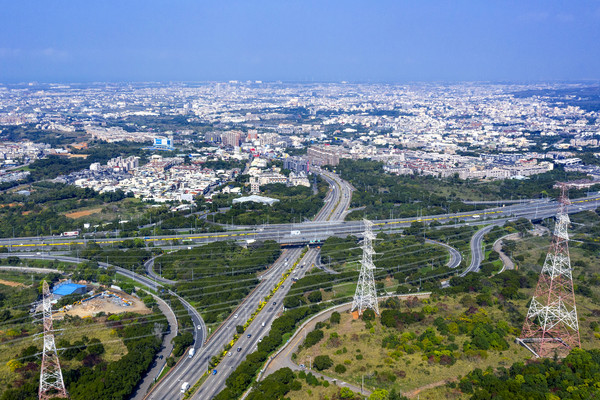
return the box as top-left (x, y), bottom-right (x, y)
top-left (57, 290), bottom-right (151, 319)
top-left (0, 279), bottom-right (24, 287)
top-left (65, 207), bottom-right (103, 219)
top-left (404, 379), bottom-right (456, 398)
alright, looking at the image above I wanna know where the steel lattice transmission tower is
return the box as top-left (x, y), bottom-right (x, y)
top-left (39, 281), bottom-right (68, 400)
top-left (517, 184), bottom-right (580, 358)
top-left (351, 219), bottom-right (379, 317)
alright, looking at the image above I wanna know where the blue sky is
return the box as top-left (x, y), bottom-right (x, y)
top-left (1, 1), bottom-right (599, 82)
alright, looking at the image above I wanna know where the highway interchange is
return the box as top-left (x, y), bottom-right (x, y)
top-left (2, 170), bottom-right (599, 399)
top-left (146, 169), bottom-right (354, 399)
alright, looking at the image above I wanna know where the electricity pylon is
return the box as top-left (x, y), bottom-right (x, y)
top-left (39, 281), bottom-right (68, 400)
top-left (517, 184), bottom-right (580, 358)
top-left (351, 219), bottom-right (379, 317)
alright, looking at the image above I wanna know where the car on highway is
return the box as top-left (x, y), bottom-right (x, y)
top-left (247, 333), bottom-right (252, 338)
top-left (234, 314), bottom-right (238, 319)
top-left (197, 325), bottom-right (202, 330)
top-left (261, 322), bottom-right (265, 327)
top-left (237, 347), bottom-right (242, 352)
top-left (212, 369), bottom-right (218, 375)
top-left (228, 352), bottom-right (232, 357)
top-left (273, 301), bottom-right (276, 305)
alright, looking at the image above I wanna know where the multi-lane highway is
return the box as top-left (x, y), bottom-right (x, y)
top-left (186, 172), bottom-right (355, 399)
top-left (1, 170), bottom-right (598, 399)
top-left (146, 170), bottom-right (352, 399)
top-left (2, 194), bottom-right (598, 252)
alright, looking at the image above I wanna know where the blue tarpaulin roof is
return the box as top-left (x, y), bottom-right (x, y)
top-left (53, 283), bottom-right (86, 296)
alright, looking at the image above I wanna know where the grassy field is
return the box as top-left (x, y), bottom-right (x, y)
top-left (295, 299), bottom-right (530, 396)
top-left (55, 316), bottom-right (128, 363)
top-left (294, 283), bottom-right (600, 399)
top-left (0, 314), bottom-right (129, 396)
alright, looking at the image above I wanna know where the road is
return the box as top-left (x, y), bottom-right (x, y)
top-left (261, 292), bottom-right (432, 396)
top-left (145, 255), bottom-right (176, 285)
top-left (425, 239), bottom-right (462, 269)
top-left (160, 169), bottom-right (353, 400)
top-left (130, 293), bottom-right (178, 400)
top-left (493, 233), bottom-right (519, 273)
top-left (2, 193), bottom-right (598, 251)
top-left (460, 224), bottom-right (499, 277)
top-left (0, 253), bottom-right (205, 399)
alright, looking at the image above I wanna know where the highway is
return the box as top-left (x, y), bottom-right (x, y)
top-left (1, 193), bottom-right (599, 251)
top-left (187, 170), bottom-right (353, 398)
top-left (1, 170), bottom-right (598, 398)
top-left (145, 255), bottom-right (176, 285)
top-left (146, 169), bottom-right (352, 399)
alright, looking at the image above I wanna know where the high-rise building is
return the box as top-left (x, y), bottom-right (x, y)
top-left (283, 156), bottom-right (310, 174)
top-left (221, 131), bottom-right (243, 147)
top-left (307, 145), bottom-right (340, 166)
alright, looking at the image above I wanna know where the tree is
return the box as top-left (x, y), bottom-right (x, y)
top-left (313, 355), bottom-right (333, 371)
top-left (340, 387), bottom-right (356, 399)
top-left (370, 389), bottom-right (389, 400)
top-left (6, 256), bottom-right (20, 266)
top-left (330, 311), bottom-right (341, 324)
top-left (362, 308), bottom-right (376, 321)
top-left (308, 290), bottom-right (322, 303)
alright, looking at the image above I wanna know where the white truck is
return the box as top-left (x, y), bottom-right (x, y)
top-left (181, 382), bottom-right (190, 393)
top-left (290, 230), bottom-right (301, 236)
top-left (188, 348), bottom-right (195, 358)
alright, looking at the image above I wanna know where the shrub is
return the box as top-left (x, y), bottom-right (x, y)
top-left (362, 309), bottom-right (376, 321)
top-left (335, 364), bottom-right (347, 373)
top-left (313, 355), bottom-right (333, 371)
top-left (330, 311), bottom-right (341, 324)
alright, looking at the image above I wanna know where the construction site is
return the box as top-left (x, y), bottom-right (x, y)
top-left (54, 289), bottom-right (151, 319)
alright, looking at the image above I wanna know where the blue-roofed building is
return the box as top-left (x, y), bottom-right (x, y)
top-left (52, 283), bottom-right (87, 297)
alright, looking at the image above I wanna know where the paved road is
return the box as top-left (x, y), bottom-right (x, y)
top-left (145, 255), bottom-right (176, 285)
top-left (2, 193), bottom-right (598, 251)
top-left (131, 293), bottom-right (178, 400)
top-left (493, 233), bottom-right (519, 273)
top-left (460, 224), bottom-right (499, 277)
top-left (261, 293), bottom-right (433, 397)
top-left (158, 170), bottom-right (354, 400)
top-left (0, 253), bottom-right (204, 399)
top-left (425, 239), bottom-right (462, 269)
